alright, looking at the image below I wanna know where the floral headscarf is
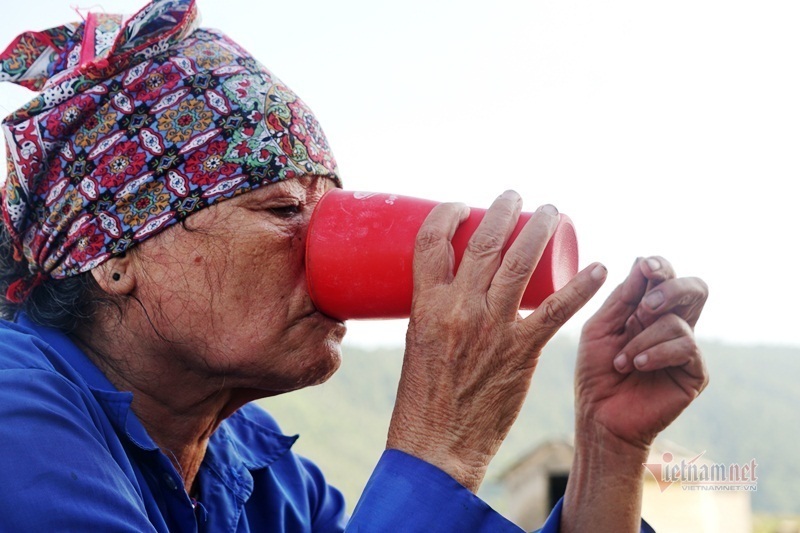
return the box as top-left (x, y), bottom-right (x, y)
top-left (1, 0), bottom-right (340, 303)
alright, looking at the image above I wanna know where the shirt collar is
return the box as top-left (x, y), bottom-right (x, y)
top-left (198, 405), bottom-right (299, 528)
top-left (213, 407), bottom-right (299, 471)
top-left (15, 313), bottom-right (158, 451)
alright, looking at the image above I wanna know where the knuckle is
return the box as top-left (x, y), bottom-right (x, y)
top-left (690, 344), bottom-right (710, 391)
top-left (539, 297), bottom-right (571, 327)
top-left (694, 277), bottom-right (710, 299)
top-left (701, 367), bottom-right (710, 391)
top-left (679, 335), bottom-right (699, 357)
top-left (502, 252), bottom-right (532, 280)
top-left (693, 344), bottom-right (703, 363)
top-left (676, 280), bottom-right (708, 305)
top-left (570, 280), bottom-right (593, 305)
top-left (415, 228), bottom-right (444, 254)
top-left (580, 319), bottom-right (598, 338)
top-left (466, 232), bottom-right (504, 258)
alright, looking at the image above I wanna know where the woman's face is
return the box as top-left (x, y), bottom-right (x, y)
top-left (127, 175), bottom-right (346, 395)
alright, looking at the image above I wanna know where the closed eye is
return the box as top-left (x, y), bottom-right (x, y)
top-left (268, 204), bottom-right (302, 218)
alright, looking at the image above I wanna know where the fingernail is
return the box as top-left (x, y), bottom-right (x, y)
top-left (500, 190), bottom-right (520, 202)
top-left (644, 290), bottom-right (664, 310)
top-left (634, 353), bottom-right (649, 369)
top-left (538, 204), bottom-right (558, 216)
top-left (591, 264), bottom-right (607, 281)
top-left (646, 257), bottom-right (661, 271)
top-left (613, 353), bottom-right (627, 371)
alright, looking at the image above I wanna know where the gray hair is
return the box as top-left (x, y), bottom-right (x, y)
top-left (0, 223), bottom-right (98, 332)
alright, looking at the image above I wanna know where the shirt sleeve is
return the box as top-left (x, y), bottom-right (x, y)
top-left (537, 498), bottom-right (656, 533)
top-left (346, 449), bottom-right (524, 532)
top-left (346, 450), bottom-right (657, 533)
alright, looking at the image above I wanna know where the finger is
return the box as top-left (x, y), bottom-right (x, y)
top-left (520, 262), bottom-right (607, 345)
top-left (636, 277), bottom-right (709, 329)
top-left (454, 190), bottom-right (523, 292)
top-left (634, 256), bottom-right (676, 329)
top-left (612, 314), bottom-right (700, 378)
top-left (487, 204), bottom-right (560, 316)
top-left (582, 258), bottom-right (649, 338)
top-left (640, 256), bottom-right (676, 286)
top-left (632, 336), bottom-right (706, 382)
top-left (413, 202), bottom-right (470, 292)
top-left (620, 335), bottom-right (708, 396)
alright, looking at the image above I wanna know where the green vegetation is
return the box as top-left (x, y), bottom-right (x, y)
top-left (259, 337), bottom-right (800, 515)
top-left (753, 514), bottom-right (800, 533)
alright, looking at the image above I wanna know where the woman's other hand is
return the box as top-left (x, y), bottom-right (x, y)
top-left (563, 256), bottom-right (709, 533)
top-left (575, 256), bottom-right (708, 454)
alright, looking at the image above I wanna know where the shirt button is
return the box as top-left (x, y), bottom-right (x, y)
top-left (163, 473), bottom-right (179, 491)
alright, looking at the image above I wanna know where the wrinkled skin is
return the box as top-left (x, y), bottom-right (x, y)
top-left (84, 179), bottom-right (708, 532)
top-left (564, 256), bottom-right (708, 532)
top-left (82, 175), bottom-right (346, 491)
top-left (388, 192), bottom-right (608, 490)
top-left (387, 191), bottom-right (708, 532)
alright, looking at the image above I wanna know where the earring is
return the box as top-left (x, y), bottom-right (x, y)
top-left (112, 273), bottom-right (121, 281)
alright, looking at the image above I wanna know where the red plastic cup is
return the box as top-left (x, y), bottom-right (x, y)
top-left (306, 190), bottom-right (579, 320)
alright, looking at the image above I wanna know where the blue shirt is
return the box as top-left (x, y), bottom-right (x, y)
top-left (0, 315), bottom-right (642, 532)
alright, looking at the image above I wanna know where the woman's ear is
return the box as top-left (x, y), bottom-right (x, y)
top-left (91, 254), bottom-right (137, 296)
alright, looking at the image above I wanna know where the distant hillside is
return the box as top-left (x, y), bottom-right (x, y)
top-left (259, 337), bottom-right (800, 515)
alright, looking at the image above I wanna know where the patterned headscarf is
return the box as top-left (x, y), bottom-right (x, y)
top-left (0, 0), bottom-right (340, 303)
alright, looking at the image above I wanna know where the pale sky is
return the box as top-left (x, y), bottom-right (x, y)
top-left (1, 0), bottom-right (798, 348)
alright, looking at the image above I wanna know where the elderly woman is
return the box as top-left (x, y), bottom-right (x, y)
top-left (0, 1), bottom-right (708, 531)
